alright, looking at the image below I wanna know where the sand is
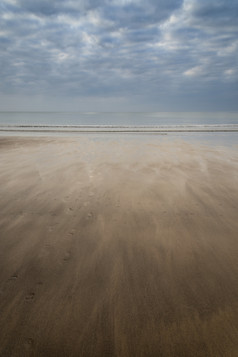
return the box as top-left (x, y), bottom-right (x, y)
top-left (0, 135), bottom-right (238, 356)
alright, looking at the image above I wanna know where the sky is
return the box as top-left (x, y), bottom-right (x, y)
top-left (0, 0), bottom-right (238, 111)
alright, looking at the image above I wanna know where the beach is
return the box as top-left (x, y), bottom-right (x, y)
top-left (0, 134), bottom-right (238, 356)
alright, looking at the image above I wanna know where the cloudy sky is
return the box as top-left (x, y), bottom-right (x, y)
top-left (0, 0), bottom-right (238, 111)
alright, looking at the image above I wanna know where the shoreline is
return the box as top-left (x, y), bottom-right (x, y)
top-left (1, 123), bottom-right (238, 133)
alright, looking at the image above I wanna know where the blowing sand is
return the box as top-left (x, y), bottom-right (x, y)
top-left (0, 135), bottom-right (238, 356)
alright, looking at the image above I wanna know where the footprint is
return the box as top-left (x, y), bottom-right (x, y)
top-left (87, 212), bottom-right (93, 219)
top-left (63, 252), bottom-right (71, 262)
top-left (68, 229), bottom-right (75, 236)
top-left (25, 337), bottom-right (34, 346)
top-left (25, 292), bottom-right (35, 301)
top-left (24, 337), bottom-right (34, 351)
top-left (9, 274), bottom-right (18, 281)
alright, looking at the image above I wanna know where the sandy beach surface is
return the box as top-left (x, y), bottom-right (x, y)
top-left (0, 135), bottom-right (238, 357)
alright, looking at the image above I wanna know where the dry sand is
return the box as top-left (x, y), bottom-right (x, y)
top-left (0, 135), bottom-right (238, 357)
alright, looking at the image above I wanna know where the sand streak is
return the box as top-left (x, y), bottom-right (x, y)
top-left (0, 136), bottom-right (238, 356)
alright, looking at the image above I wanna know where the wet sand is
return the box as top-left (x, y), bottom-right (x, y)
top-left (0, 135), bottom-right (238, 356)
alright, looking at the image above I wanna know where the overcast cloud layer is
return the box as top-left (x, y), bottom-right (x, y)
top-left (0, 0), bottom-right (238, 111)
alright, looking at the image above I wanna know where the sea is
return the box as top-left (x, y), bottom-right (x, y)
top-left (0, 111), bottom-right (238, 147)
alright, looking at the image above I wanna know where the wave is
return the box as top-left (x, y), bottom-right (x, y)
top-left (0, 124), bottom-right (238, 132)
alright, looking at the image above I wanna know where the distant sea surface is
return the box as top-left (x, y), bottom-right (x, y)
top-left (0, 111), bottom-right (238, 127)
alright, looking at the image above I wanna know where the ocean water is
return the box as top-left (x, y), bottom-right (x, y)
top-left (0, 111), bottom-right (238, 127)
top-left (0, 111), bottom-right (238, 147)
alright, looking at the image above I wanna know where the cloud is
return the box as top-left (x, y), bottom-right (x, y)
top-left (190, 0), bottom-right (238, 28)
top-left (184, 66), bottom-right (204, 77)
top-left (0, 0), bottom-right (237, 110)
